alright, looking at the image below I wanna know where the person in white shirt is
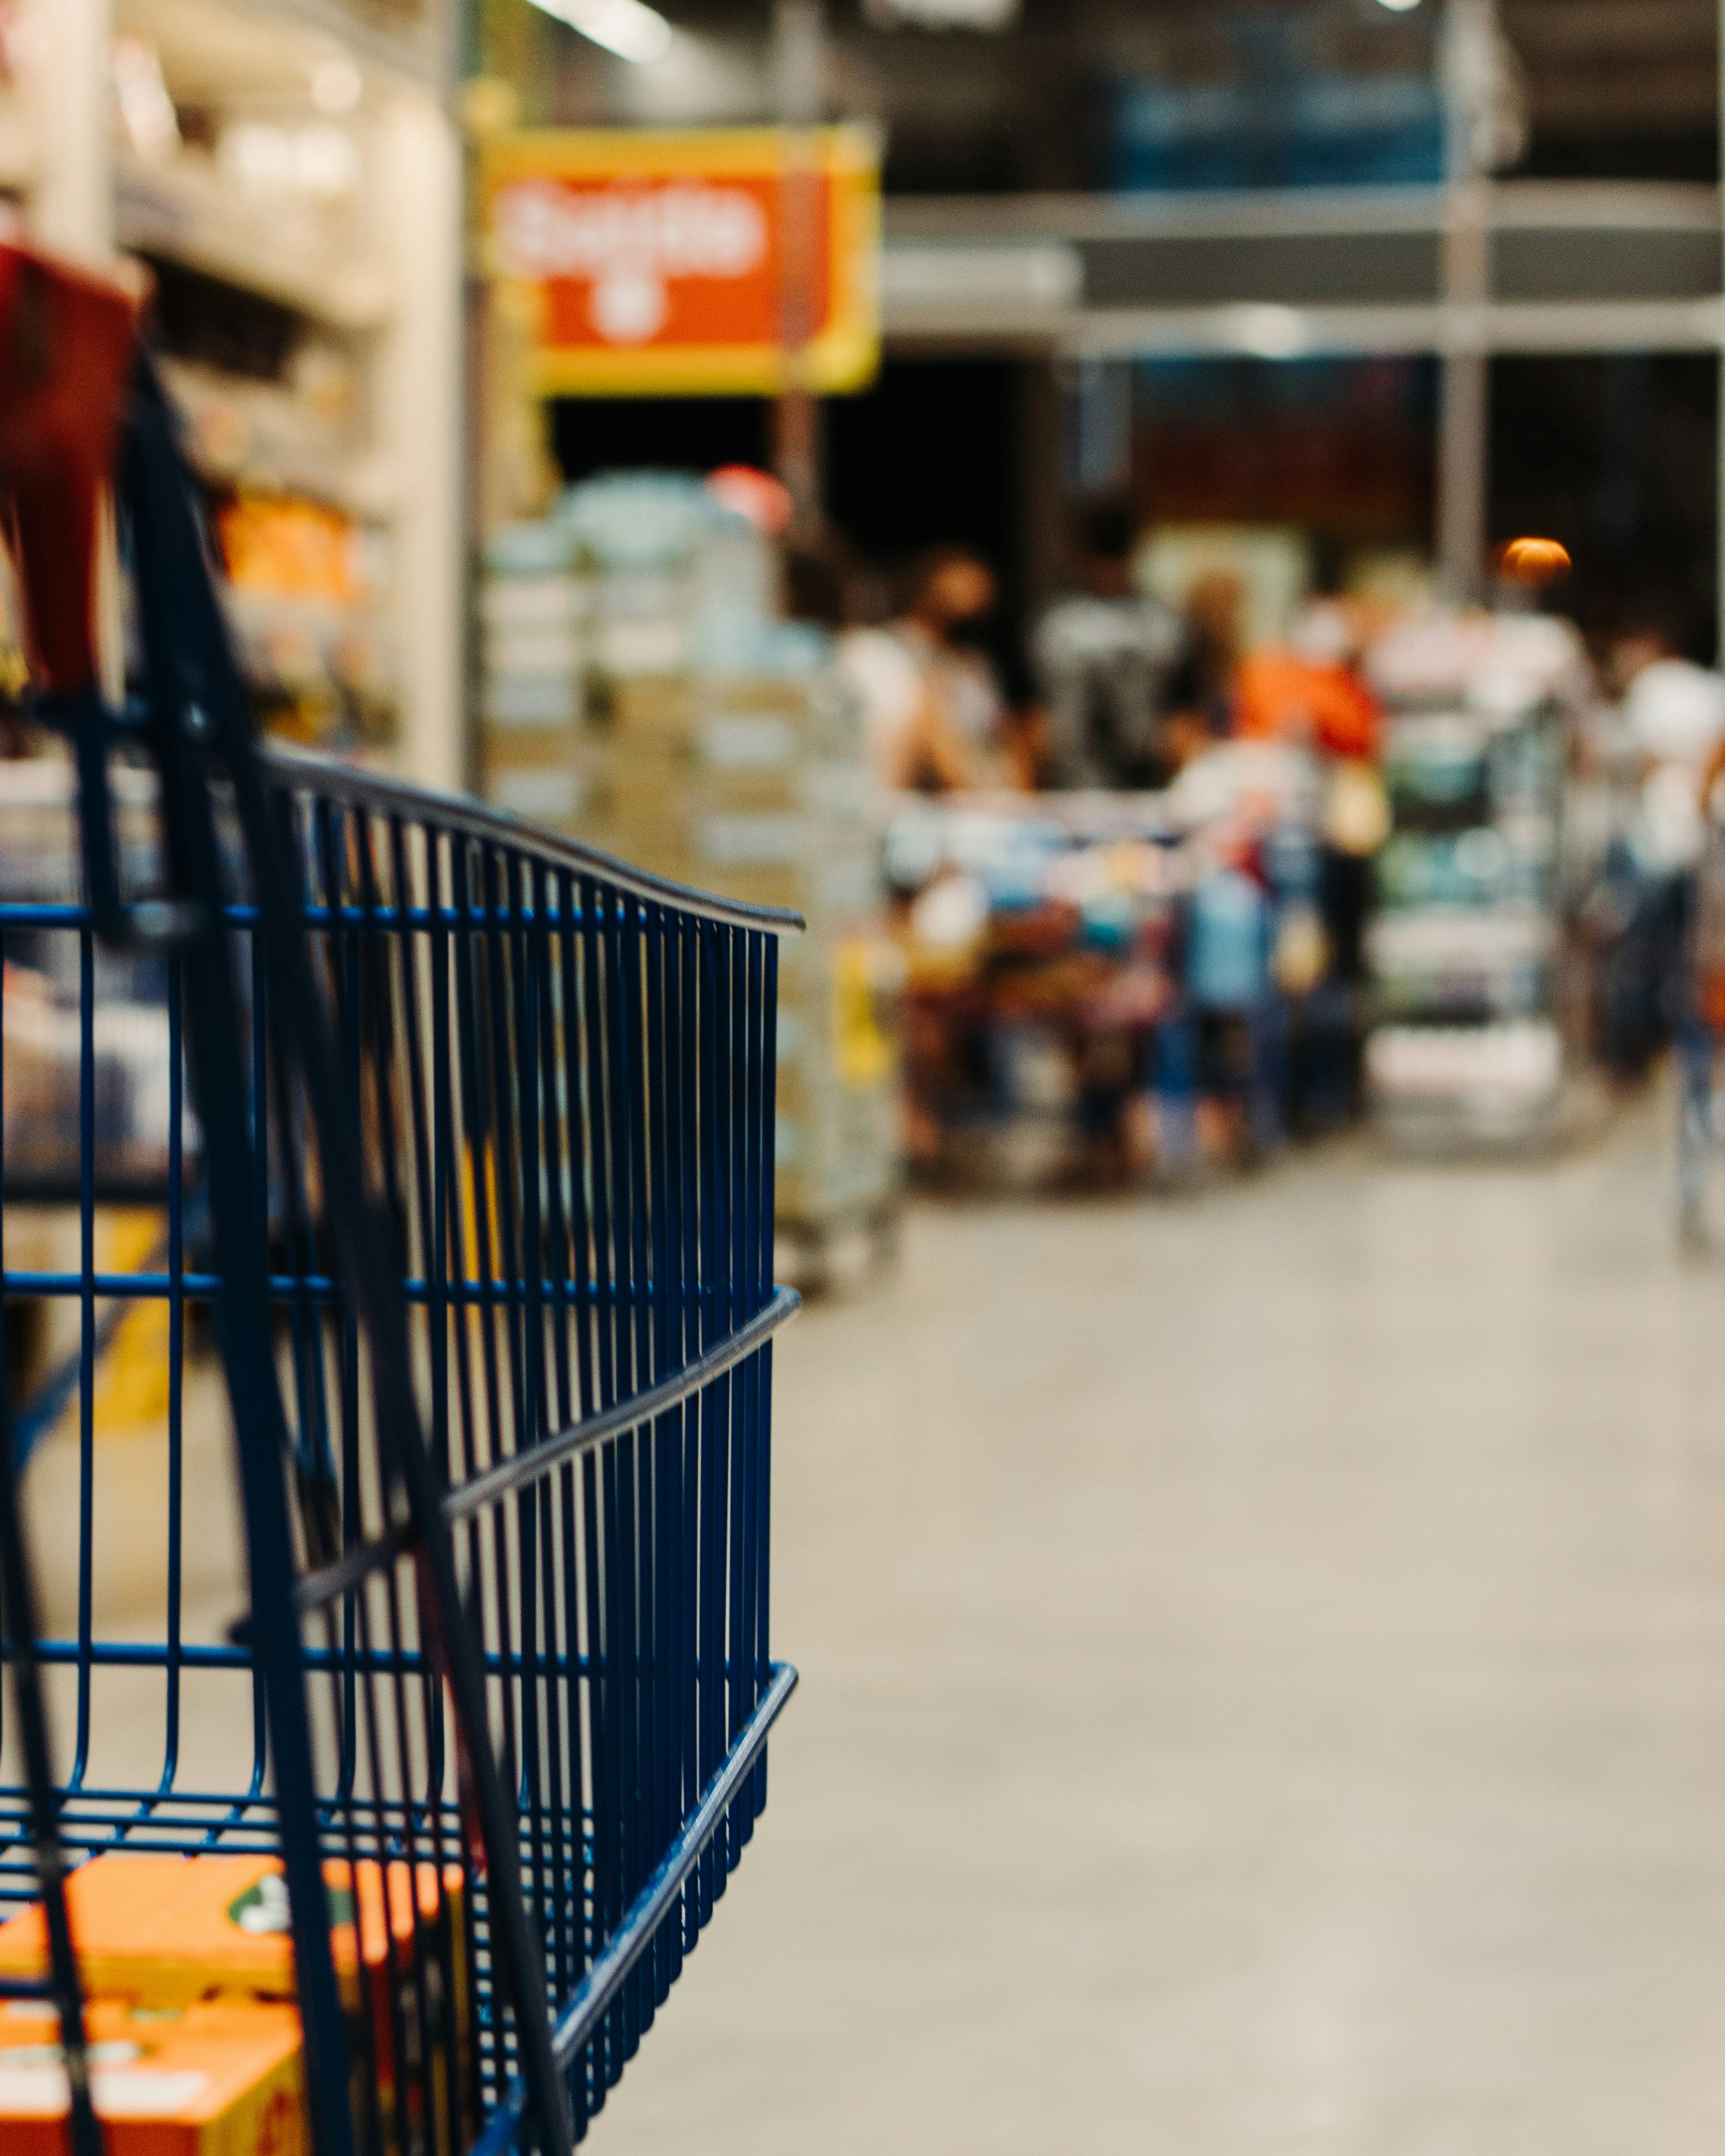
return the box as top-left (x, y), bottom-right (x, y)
top-left (1604, 627), bottom-right (1725, 1235)
top-left (1619, 641), bottom-right (1725, 877)
top-left (840, 547), bottom-right (1006, 793)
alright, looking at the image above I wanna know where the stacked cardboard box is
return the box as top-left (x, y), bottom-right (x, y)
top-left (0, 1851), bottom-right (475, 2156)
top-left (596, 647), bottom-right (897, 1237)
top-left (478, 521), bottom-right (603, 840)
top-left (0, 1995), bottom-right (305, 2156)
top-left (479, 475), bottom-right (899, 1240)
top-left (740, 661), bottom-right (892, 1235)
top-left (609, 648), bottom-right (898, 1235)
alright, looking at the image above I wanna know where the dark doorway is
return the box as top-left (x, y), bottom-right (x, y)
top-left (551, 359), bottom-right (1038, 691)
top-left (1490, 355), bottom-right (1718, 660)
top-left (551, 396), bottom-right (770, 487)
top-left (827, 356), bottom-right (1031, 692)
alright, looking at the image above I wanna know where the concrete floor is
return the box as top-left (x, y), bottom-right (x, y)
top-left (596, 1093), bottom-right (1725, 2156)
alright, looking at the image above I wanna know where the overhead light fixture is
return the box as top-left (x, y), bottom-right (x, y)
top-left (525, 0), bottom-right (674, 64)
top-left (866, 0), bottom-right (1018, 26)
top-left (1374, 0), bottom-right (1423, 12)
top-left (1220, 304), bottom-right (1308, 359)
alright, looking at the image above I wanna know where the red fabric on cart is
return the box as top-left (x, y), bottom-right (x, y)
top-left (0, 245), bottom-right (138, 694)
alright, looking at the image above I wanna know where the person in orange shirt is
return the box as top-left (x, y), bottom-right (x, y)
top-left (1233, 602), bottom-right (1388, 1050)
top-left (1232, 601), bottom-right (1382, 761)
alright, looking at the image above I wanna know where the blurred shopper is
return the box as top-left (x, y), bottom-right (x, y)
top-left (1033, 497), bottom-right (1184, 790)
top-left (1185, 844), bottom-right (1281, 1166)
top-left (842, 546), bottom-right (1007, 793)
top-left (1165, 569), bottom-right (1246, 757)
top-left (1619, 628), bottom-right (1725, 887)
top-left (1233, 602), bottom-right (1382, 763)
top-left (1601, 623), bottom-right (1725, 1094)
top-left (1237, 600), bottom-right (1387, 999)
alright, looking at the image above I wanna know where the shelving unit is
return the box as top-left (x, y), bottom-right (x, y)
top-left (16, 0), bottom-right (463, 788)
top-left (1364, 613), bottom-right (1576, 1149)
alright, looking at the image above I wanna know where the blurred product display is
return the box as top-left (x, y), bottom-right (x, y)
top-left (481, 473), bottom-right (901, 1264)
top-left (885, 751), bottom-right (1355, 1192)
top-left (118, 49), bottom-right (406, 755)
top-left (1364, 612), bottom-right (1582, 1148)
top-left (1110, 12), bottom-right (1447, 192)
top-left (10, 0), bottom-right (459, 776)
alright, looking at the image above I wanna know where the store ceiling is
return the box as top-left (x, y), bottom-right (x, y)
top-left (1503, 0), bottom-right (1716, 138)
top-left (548, 0), bottom-right (1720, 185)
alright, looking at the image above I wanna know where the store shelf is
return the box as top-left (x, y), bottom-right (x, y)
top-left (117, 148), bottom-right (393, 331)
top-left (1365, 616), bottom-right (1575, 1149)
top-left (183, 440), bottom-right (399, 521)
top-left (160, 358), bottom-right (397, 519)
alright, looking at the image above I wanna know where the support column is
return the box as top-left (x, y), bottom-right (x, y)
top-left (378, 92), bottom-right (467, 793)
top-left (1437, 0), bottom-right (1496, 603)
top-left (1437, 343), bottom-right (1489, 607)
top-left (33, 0), bottom-right (113, 262)
top-left (774, 0), bottom-right (824, 540)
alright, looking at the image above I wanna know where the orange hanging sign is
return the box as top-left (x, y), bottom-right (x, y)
top-left (478, 127), bottom-right (880, 397)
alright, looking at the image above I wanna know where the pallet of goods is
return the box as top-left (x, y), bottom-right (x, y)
top-left (477, 474), bottom-right (901, 1271)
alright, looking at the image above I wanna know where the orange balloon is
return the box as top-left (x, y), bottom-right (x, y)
top-left (1497, 536), bottom-right (1571, 586)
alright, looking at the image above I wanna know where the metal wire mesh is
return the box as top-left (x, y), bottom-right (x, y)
top-left (0, 754), bottom-right (798, 2149)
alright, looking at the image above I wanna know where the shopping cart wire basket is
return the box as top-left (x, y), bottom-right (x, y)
top-left (0, 242), bottom-right (799, 2154)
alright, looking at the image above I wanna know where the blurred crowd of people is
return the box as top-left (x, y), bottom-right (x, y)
top-left (789, 496), bottom-right (1398, 1183)
top-left (790, 493), bottom-right (1389, 801)
top-left (787, 490), bottom-right (1725, 1200)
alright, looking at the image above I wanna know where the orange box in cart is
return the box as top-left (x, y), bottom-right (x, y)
top-left (0, 1854), bottom-right (295, 2001)
top-left (0, 1995), bottom-right (304, 2156)
top-left (0, 1851), bottom-right (475, 2143)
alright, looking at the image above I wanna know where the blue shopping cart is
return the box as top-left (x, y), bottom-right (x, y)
top-left (0, 242), bottom-right (798, 2154)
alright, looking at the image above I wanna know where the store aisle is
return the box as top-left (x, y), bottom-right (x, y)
top-left (599, 1095), bottom-right (1725, 2156)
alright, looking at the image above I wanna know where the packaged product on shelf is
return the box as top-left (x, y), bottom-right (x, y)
top-left (216, 495), bottom-right (399, 747)
top-left (883, 742), bottom-right (1367, 1191)
top-left (3, 967), bottom-right (183, 1194)
top-left (117, 93), bottom-right (381, 328)
top-left (0, 760), bottom-right (187, 1191)
top-left (1366, 1018), bottom-right (1564, 1132)
top-left (560, 472), bottom-right (703, 692)
top-left (159, 344), bottom-right (369, 512)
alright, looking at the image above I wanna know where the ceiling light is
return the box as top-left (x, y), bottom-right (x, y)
top-left (311, 55), bottom-right (363, 114)
top-left (867, 0), bottom-right (1018, 23)
top-left (1221, 304), bottom-right (1309, 359)
top-left (1374, 0), bottom-right (1423, 12)
top-left (525, 0), bottom-right (674, 64)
